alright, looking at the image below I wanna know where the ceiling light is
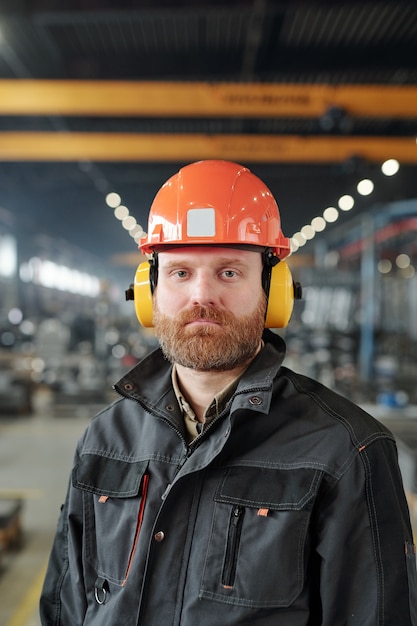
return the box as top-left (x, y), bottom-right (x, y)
top-left (114, 205), bottom-right (129, 220)
top-left (106, 192), bottom-right (122, 208)
top-left (122, 216), bottom-right (137, 231)
top-left (8, 308), bottom-right (23, 325)
top-left (357, 179), bottom-right (374, 196)
top-left (290, 238), bottom-right (300, 253)
top-left (311, 216), bottom-right (326, 232)
top-left (381, 159), bottom-right (400, 176)
top-left (396, 253), bottom-right (410, 269)
top-left (301, 225), bottom-right (315, 240)
top-left (338, 194), bottom-right (354, 211)
top-left (293, 231), bottom-right (307, 247)
top-left (377, 259), bottom-right (392, 274)
top-left (129, 225), bottom-right (143, 238)
top-left (323, 207), bottom-right (339, 223)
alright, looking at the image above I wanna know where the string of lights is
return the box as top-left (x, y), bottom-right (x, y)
top-left (290, 158), bottom-right (400, 254)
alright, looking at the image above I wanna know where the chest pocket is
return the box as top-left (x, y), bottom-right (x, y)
top-left (73, 454), bottom-right (149, 586)
top-left (200, 466), bottom-right (322, 608)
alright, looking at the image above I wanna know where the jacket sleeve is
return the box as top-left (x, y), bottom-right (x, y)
top-left (315, 435), bottom-right (417, 625)
top-left (40, 450), bottom-right (87, 626)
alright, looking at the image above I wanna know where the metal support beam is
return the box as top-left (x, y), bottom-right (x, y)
top-left (0, 80), bottom-right (417, 118)
top-left (359, 214), bottom-right (376, 383)
top-left (0, 132), bottom-right (416, 163)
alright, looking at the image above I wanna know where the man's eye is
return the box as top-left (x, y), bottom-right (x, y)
top-left (223, 270), bottom-right (237, 278)
top-left (174, 270), bottom-right (188, 278)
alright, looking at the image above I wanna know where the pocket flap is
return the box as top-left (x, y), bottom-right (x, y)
top-left (215, 466), bottom-right (321, 510)
top-left (73, 454), bottom-right (148, 497)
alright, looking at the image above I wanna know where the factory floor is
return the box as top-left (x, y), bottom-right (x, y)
top-left (0, 407), bottom-right (90, 626)
top-left (0, 401), bottom-right (416, 626)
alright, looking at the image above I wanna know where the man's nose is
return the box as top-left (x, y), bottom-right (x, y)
top-left (190, 273), bottom-right (218, 306)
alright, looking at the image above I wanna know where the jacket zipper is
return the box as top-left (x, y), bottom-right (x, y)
top-left (122, 472), bottom-right (150, 586)
top-left (188, 385), bottom-right (270, 450)
top-left (114, 386), bottom-right (188, 447)
top-left (222, 505), bottom-right (244, 589)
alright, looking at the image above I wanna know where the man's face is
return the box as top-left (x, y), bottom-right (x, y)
top-left (153, 247), bottom-right (266, 371)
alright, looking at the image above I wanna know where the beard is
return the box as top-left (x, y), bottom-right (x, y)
top-left (153, 295), bottom-right (267, 372)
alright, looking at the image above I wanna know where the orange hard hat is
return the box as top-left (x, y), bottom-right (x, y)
top-left (139, 160), bottom-right (290, 259)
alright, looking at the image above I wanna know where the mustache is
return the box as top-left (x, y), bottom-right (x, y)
top-left (176, 305), bottom-right (231, 325)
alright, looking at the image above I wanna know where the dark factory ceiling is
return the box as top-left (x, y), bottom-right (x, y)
top-left (0, 0), bottom-right (416, 270)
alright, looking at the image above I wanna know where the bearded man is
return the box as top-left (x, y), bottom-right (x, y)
top-left (40, 161), bottom-right (417, 626)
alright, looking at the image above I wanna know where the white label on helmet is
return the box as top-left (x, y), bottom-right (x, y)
top-left (187, 208), bottom-right (216, 237)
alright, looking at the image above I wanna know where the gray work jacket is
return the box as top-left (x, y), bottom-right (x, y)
top-left (40, 330), bottom-right (417, 625)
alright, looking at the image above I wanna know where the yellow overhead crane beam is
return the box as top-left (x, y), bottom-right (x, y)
top-left (0, 132), bottom-right (416, 163)
top-left (0, 80), bottom-right (417, 118)
top-left (1, 81), bottom-right (416, 163)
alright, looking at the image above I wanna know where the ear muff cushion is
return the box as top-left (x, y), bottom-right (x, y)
top-left (265, 261), bottom-right (294, 329)
top-left (133, 262), bottom-right (154, 327)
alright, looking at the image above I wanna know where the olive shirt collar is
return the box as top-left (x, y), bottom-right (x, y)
top-left (171, 364), bottom-right (244, 443)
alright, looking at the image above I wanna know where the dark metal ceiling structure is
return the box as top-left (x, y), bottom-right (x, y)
top-left (0, 0), bottom-right (416, 270)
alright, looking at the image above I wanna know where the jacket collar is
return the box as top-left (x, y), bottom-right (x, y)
top-left (114, 328), bottom-right (286, 417)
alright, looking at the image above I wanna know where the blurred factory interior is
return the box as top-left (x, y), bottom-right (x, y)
top-left (0, 0), bottom-right (417, 623)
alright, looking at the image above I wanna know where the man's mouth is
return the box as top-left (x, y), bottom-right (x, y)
top-left (186, 318), bottom-right (221, 326)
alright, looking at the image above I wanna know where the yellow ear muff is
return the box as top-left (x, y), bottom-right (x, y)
top-left (264, 261), bottom-right (295, 329)
top-left (133, 262), bottom-right (154, 327)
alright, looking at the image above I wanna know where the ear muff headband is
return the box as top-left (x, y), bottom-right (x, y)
top-left (149, 253), bottom-right (158, 293)
top-left (131, 259), bottom-right (299, 329)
